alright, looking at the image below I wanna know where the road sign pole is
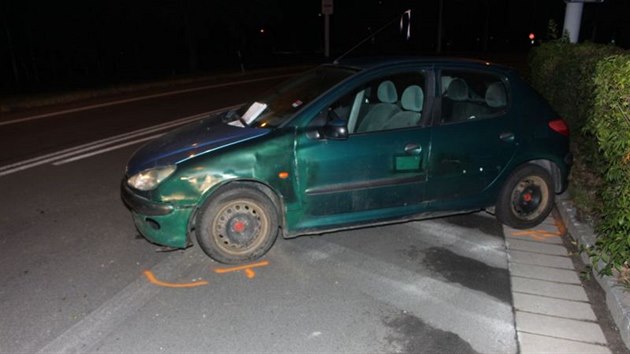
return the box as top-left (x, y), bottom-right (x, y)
top-left (325, 14), bottom-right (330, 58)
top-left (322, 0), bottom-right (333, 58)
top-left (437, 0), bottom-right (443, 53)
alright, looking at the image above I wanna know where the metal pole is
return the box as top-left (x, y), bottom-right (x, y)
top-left (437, 0), bottom-right (444, 53)
top-left (325, 14), bottom-right (330, 58)
top-left (563, 2), bottom-right (584, 43)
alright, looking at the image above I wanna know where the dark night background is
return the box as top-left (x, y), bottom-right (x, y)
top-left (1, 0), bottom-right (629, 95)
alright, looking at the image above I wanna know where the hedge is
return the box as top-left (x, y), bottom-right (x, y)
top-left (529, 41), bottom-right (630, 276)
top-left (589, 55), bottom-right (630, 275)
top-left (529, 41), bottom-right (622, 135)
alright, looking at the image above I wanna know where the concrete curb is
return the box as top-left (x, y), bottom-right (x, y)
top-left (555, 193), bottom-right (630, 349)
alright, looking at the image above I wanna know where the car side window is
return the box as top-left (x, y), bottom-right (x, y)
top-left (354, 72), bottom-right (426, 133)
top-left (318, 72), bottom-right (426, 134)
top-left (440, 70), bottom-right (508, 124)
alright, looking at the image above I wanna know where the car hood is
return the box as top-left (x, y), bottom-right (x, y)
top-left (126, 116), bottom-right (269, 176)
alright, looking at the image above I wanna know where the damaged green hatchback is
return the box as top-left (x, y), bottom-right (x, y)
top-left (122, 58), bottom-right (571, 264)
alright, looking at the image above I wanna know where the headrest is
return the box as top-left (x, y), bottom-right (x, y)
top-left (485, 82), bottom-right (507, 108)
top-left (441, 76), bottom-right (453, 94)
top-left (400, 85), bottom-right (424, 112)
top-left (377, 80), bottom-right (398, 104)
top-left (445, 78), bottom-right (468, 101)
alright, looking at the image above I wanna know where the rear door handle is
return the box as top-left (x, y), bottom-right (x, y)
top-left (499, 132), bottom-right (515, 142)
top-left (404, 144), bottom-right (422, 155)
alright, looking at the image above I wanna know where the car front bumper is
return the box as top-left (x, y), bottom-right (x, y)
top-left (121, 182), bottom-right (192, 248)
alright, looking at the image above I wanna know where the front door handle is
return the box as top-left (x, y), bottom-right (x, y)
top-left (499, 132), bottom-right (515, 142)
top-left (404, 144), bottom-right (422, 155)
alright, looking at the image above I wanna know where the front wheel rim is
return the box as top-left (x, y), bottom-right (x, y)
top-left (510, 175), bottom-right (549, 221)
top-left (211, 199), bottom-right (269, 256)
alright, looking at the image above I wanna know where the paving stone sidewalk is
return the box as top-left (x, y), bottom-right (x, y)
top-left (504, 214), bottom-right (612, 353)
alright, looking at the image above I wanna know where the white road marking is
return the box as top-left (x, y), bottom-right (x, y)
top-left (0, 112), bottom-right (206, 172)
top-left (286, 232), bottom-right (516, 353)
top-left (53, 134), bottom-right (163, 166)
top-left (36, 252), bottom-right (199, 354)
top-left (0, 105), bottom-right (239, 177)
top-left (0, 73), bottom-right (293, 127)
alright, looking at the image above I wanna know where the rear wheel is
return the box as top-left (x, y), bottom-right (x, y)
top-left (496, 164), bottom-right (554, 229)
top-left (196, 185), bottom-right (279, 264)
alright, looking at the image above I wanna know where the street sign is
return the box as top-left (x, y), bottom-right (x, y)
top-left (322, 0), bottom-right (333, 15)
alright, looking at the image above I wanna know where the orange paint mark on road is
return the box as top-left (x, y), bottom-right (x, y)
top-left (143, 270), bottom-right (208, 288)
top-left (213, 260), bottom-right (269, 279)
top-left (511, 211), bottom-right (568, 241)
top-left (552, 212), bottom-right (568, 237)
top-left (512, 229), bottom-right (561, 236)
top-left (511, 229), bottom-right (561, 241)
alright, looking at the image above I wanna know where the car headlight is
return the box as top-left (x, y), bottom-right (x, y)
top-left (127, 165), bottom-right (177, 191)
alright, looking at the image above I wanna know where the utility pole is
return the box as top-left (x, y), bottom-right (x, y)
top-left (563, 0), bottom-right (604, 43)
top-left (1, 8), bottom-right (19, 87)
top-left (322, 0), bottom-right (333, 58)
top-left (436, 0), bottom-right (443, 53)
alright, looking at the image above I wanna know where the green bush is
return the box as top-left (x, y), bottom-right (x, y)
top-left (588, 55), bottom-right (630, 275)
top-left (529, 41), bottom-right (621, 135)
top-left (529, 41), bottom-right (622, 223)
top-left (529, 42), bottom-right (630, 276)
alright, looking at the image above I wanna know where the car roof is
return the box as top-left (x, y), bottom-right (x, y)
top-left (329, 56), bottom-right (515, 74)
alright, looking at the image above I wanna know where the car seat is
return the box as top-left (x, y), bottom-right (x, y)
top-left (485, 82), bottom-right (507, 109)
top-left (384, 85), bottom-right (423, 130)
top-left (443, 78), bottom-right (489, 122)
top-left (356, 80), bottom-right (401, 132)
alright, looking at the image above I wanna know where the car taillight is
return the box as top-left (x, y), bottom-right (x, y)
top-left (548, 119), bottom-right (569, 136)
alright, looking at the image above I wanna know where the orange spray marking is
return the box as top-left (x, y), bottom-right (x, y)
top-left (143, 270), bottom-right (208, 288)
top-left (213, 260), bottom-right (269, 279)
top-left (244, 268), bottom-right (256, 279)
top-left (511, 229), bottom-right (561, 241)
top-left (552, 212), bottom-right (568, 236)
top-left (511, 211), bottom-right (567, 241)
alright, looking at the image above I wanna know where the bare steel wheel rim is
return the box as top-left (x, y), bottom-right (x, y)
top-left (509, 175), bottom-right (549, 221)
top-left (211, 199), bottom-right (269, 256)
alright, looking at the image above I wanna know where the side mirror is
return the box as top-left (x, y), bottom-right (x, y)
top-left (322, 118), bottom-right (348, 140)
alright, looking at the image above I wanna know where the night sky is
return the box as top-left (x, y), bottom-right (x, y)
top-left (1, 0), bottom-right (628, 94)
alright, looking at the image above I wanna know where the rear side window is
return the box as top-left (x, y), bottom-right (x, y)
top-left (439, 70), bottom-right (508, 124)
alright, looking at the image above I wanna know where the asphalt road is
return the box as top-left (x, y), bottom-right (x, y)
top-left (0, 69), bottom-right (517, 353)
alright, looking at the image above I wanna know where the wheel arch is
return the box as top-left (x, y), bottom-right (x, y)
top-left (525, 159), bottom-right (565, 194)
top-left (496, 161), bottom-right (556, 229)
top-left (186, 179), bottom-right (287, 245)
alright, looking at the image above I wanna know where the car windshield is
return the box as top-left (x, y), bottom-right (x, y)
top-left (228, 66), bottom-right (356, 129)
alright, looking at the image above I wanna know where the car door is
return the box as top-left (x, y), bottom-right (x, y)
top-left (427, 68), bottom-right (517, 207)
top-left (292, 70), bottom-right (433, 230)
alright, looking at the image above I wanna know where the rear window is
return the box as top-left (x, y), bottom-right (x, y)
top-left (440, 70), bottom-right (508, 124)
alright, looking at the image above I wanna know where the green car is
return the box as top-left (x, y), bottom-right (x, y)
top-left (122, 58), bottom-right (571, 264)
